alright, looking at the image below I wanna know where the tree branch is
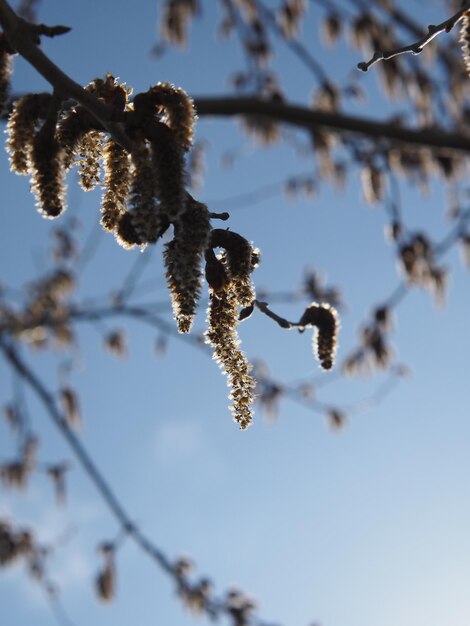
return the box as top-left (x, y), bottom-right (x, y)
top-left (0, 0), bottom-right (131, 149)
top-left (0, 335), bottom-right (287, 625)
top-left (357, 3), bottom-right (470, 71)
top-left (1, 0), bottom-right (467, 154)
top-left (193, 96), bottom-right (470, 153)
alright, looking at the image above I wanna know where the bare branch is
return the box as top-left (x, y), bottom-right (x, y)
top-left (194, 96), bottom-right (470, 153)
top-left (0, 336), bottom-right (284, 625)
top-left (0, 0), bottom-right (130, 149)
top-left (357, 3), bottom-right (470, 71)
top-left (254, 300), bottom-right (295, 329)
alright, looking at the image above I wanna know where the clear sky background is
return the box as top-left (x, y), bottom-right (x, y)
top-left (1, 1), bottom-right (470, 626)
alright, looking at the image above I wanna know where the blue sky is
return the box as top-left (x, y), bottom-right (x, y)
top-left (1, 1), bottom-right (470, 626)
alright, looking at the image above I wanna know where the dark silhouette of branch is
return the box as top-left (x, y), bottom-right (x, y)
top-left (194, 96), bottom-right (470, 152)
top-left (0, 0), bottom-right (130, 148)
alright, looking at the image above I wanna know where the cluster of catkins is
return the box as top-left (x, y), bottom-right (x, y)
top-left (0, 519), bottom-right (33, 567)
top-left (3, 71), bottom-right (260, 427)
top-left (398, 233), bottom-right (447, 304)
top-left (3, 67), bottom-right (337, 428)
top-left (0, 518), bottom-right (48, 585)
top-left (5, 74), bottom-right (193, 246)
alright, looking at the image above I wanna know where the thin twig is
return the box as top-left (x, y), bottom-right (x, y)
top-left (357, 3), bottom-right (470, 71)
top-left (254, 300), bottom-right (295, 328)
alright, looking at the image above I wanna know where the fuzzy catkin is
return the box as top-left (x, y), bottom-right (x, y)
top-left (209, 230), bottom-right (258, 307)
top-left (164, 198), bottom-right (211, 333)
top-left (151, 125), bottom-right (186, 224)
top-left (77, 130), bottom-right (102, 190)
top-left (0, 33), bottom-right (13, 115)
top-left (6, 93), bottom-right (51, 174)
top-left (149, 82), bottom-right (196, 151)
top-left (206, 277), bottom-right (256, 430)
top-left (56, 107), bottom-right (93, 170)
top-left (223, 238), bottom-right (257, 307)
top-left (30, 126), bottom-right (66, 218)
top-left (123, 139), bottom-right (162, 246)
top-left (314, 306), bottom-right (337, 370)
top-left (161, 0), bottom-right (199, 47)
top-left (85, 74), bottom-right (129, 106)
top-left (460, 11), bottom-right (470, 77)
top-left (101, 139), bottom-right (131, 232)
top-left (299, 303), bottom-right (338, 370)
top-left (57, 76), bottom-right (128, 172)
top-left (115, 213), bottom-right (143, 249)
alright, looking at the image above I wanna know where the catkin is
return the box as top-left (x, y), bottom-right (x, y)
top-left (206, 280), bottom-right (256, 430)
top-left (460, 11), bottom-right (470, 77)
top-left (0, 33), bottom-right (13, 115)
top-left (299, 303), bottom-right (338, 370)
top-left (56, 107), bottom-right (94, 170)
top-left (101, 138), bottom-right (130, 232)
top-left (164, 197), bottom-right (210, 333)
top-left (149, 82), bottom-right (196, 151)
top-left (6, 93), bottom-right (51, 174)
top-left (151, 124), bottom-right (186, 224)
top-left (124, 138), bottom-right (161, 245)
top-left (30, 125), bottom-right (66, 218)
top-left (77, 130), bottom-right (102, 190)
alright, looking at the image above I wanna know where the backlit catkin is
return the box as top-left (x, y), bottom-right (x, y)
top-left (299, 303), bottom-right (338, 370)
top-left (460, 11), bottom-right (470, 77)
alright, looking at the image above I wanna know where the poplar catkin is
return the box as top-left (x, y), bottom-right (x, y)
top-left (149, 82), bottom-right (196, 152)
top-left (206, 281), bottom-right (256, 430)
top-left (6, 93), bottom-right (51, 174)
top-left (30, 122), bottom-right (66, 219)
top-left (164, 197), bottom-right (211, 333)
top-left (0, 33), bottom-right (13, 115)
top-left (460, 11), bottom-right (470, 77)
top-left (101, 138), bottom-right (131, 232)
top-left (125, 138), bottom-right (161, 245)
top-left (77, 130), bottom-right (102, 190)
top-left (151, 124), bottom-right (186, 224)
top-left (299, 303), bottom-right (338, 370)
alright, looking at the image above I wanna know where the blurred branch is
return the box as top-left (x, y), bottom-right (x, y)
top-left (194, 96), bottom-right (470, 152)
top-left (0, 336), bottom-right (284, 626)
top-left (357, 3), bottom-right (470, 71)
